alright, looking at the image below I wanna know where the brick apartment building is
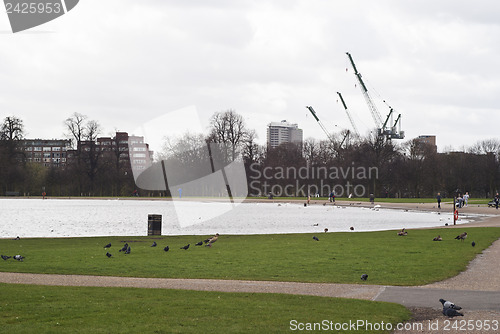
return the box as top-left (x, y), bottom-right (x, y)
top-left (23, 132), bottom-right (153, 171)
top-left (22, 139), bottom-right (72, 168)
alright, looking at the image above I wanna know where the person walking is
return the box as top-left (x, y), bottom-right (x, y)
top-left (463, 192), bottom-right (469, 207)
top-left (437, 192), bottom-right (441, 209)
top-left (495, 192), bottom-right (500, 210)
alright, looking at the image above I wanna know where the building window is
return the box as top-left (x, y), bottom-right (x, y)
top-left (34, 147), bottom-right (42, 151)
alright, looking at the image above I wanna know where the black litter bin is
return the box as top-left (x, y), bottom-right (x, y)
top-left (148, 214), bottom-right (162, 236)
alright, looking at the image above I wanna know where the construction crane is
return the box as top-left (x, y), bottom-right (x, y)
top-left (345, 52), bottom-right (405, 140)
top-left (307, 106), bottom-right (351, 149)
top-left (336, 92), bottom-right (360, 137)
top-left (306, 106), bottom-right (336, 145)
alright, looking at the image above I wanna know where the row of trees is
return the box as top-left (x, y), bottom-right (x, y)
top-left (1, 111), bottom-right (499, 198)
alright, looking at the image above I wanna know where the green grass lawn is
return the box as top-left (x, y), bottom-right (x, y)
top-left (0, 284), bottom-right (410, 334)
top-left (1, 227), bottom-right (498, 286)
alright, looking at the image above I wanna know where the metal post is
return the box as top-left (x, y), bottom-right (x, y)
top-left (453, 196), bottom-right (457, 225)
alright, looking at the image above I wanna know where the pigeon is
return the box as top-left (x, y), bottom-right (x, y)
top-left (125, 246), bottom-right (131, 254)
top-left (313, 236), bottom-right (319, 241)
top-left (195, 241), bottom-right (203, 246)
top-left (151, 241), bottom-right (157, 247)
top-left (361, 274), bottom-right (368, 281)
top-left (119, 243), bottom-right (128, 252)
top-left (104, 243), bottom-right (111, 248)
top-left (1, 255), bottom-right (11, 260)
top-left (350, 226), bottom-right (354, 231)
top-left (324, 228), bottom-right (328, 233)
top-left (433, 235), bottom-right (442, 241)
top-left (163, 246), bottom-right (169, 252)
top-left (443, 307), bottom-right (464, 317)
top-left (106, 252), bottom-right (112, 258)
top-left (455, 232), bottom-right (467, 241)
top-left (439, 299), bottom-right (462, 310)
top-left (13, 255), bottom-right (24, 261)
top-left (180, 244), bottom-right (190, 250)
top-left (472, 241), bottom-right (476, 247)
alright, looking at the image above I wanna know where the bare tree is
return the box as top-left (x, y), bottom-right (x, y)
top-left (1, 116), bottom-right (25, 141)
top-left (208, 109), bottom-right (248, 161)
top-left (0, 116), bottom-right (26, 192)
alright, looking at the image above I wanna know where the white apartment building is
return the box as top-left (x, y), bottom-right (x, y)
top-left (267, 120), bottom-right (303, 149)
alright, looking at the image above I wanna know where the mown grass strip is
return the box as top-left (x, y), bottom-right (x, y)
top-left (0, 283), bottom-right (411, 334)
top-left (1, 228), bottom-right (498, 285)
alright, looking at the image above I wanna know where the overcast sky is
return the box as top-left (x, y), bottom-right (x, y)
top-left (1, 0), bottom-right (499, 153)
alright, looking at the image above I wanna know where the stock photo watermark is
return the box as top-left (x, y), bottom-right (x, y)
top-left (248, 163), bottom-right (378, 198)
top-left (4, 0), bottom-right (79, 33)
top-left (289, 318), bottom-right (499, 332)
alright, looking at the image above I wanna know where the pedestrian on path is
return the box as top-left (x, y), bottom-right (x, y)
top-left (463, 192), bottom-right (469, 207)
top-left (495, 193), bottom-right (499, 210)
top-left (437, 192), bottom-right (441, 209)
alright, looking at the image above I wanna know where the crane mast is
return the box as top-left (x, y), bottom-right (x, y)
top-left (346, 52), bottom-right (383, 129)
top-left (306, 106), bottom-right (336, 145)
top-left (336, 92), bottom-right (360, 137)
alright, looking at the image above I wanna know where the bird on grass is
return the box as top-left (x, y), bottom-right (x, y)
top-left (397, 228), bottom-right (408, 236)
top-left (472, 241), bottom-right (476, 247)
top-left (119, 243), bottom-right (129, 252)
top-left (163, 246), bottom-right (169, 252)
top-left (455, 232), bottom-right (468, 241)
top-left (361, 274), bottom-right (368, 281)
top-left (433, 235), bottom-right (442, 241)
top-left (1, 255), bottom-right (11, 260)
top-left (439, 299), bottom-right (462, 310)
top-left (125, 246), bottom-right (131, 254)
top-left (204, 233), bottom-right (219, 244)
top-left (205, 234), bottom-right (219, 247)
top-left (195, 241), bottom-right (203, 246)
top-left (180, 244), bottom-right (190, 250)
top-left (106, 252), bottom-right (112, 258)
top-left (104, 243), bottom-right (111, 248)
top-left (151, 241), bottom-right (157, 247)
top-left (13, 255), bottom-right (24, 261)
top-left (324, 228), bottom-right (328, 233)
top-left (313, 236), bottom-right (319, 241)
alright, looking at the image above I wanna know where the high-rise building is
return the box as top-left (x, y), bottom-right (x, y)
top-left (267, 120), bottom-right (303, 149)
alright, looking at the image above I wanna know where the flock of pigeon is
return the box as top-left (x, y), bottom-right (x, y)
top-left (103, 233), bottom-right (220, 258)
top-left (1, 236), bottom-right (24, 262)
top-left (313, 226), bottom-right (475, 317)
top-left (1, 254), bottom-right (24, 261)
